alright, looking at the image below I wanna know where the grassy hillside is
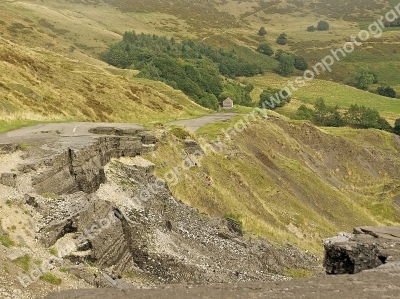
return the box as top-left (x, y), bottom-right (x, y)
top-left (0, 37), bottom-right (209, 132)
top-left (246, 73), bottom-right (400, 123)
top-left (145, 118), bottom-right (400, 253)
top-left (2, 0), bottom-right (400, 94)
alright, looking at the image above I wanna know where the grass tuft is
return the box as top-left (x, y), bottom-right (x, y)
top-left (40, 273), bottom-right (62, 285)
top-left (0, 234), bottom-right (15, 248)
top-left (13, 254), bottom-right (31, 271)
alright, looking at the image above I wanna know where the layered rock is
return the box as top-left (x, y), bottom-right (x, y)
top-left (0, 123), bottom-right (157, 194)
top-left (323, 226), bottom-right (400, 274)
top-left (31, 157), bottom-right (319, 287)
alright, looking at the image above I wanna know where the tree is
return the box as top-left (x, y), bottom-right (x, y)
top-left (377, 117), bottom-right (393, 132)
top-left (296, 105), bottom-right (314, 121)
top-left (377, 85), bottom-right (396, 98)
top-left (325, 105), bottom-right (345, 127)
top-left (307, 26), bottom-right (316, 32)
top-left (258, 26), bottom-right (267, 36)
top-left (317, 21), bottom-right (329, 31)
top-left (276, 33), bottom-right (288, 45)
top-left (345, 104), bottom-right (362, 125)
top-left (371, 71), bottom-right (379, 83)
top-left (274, 49), bottom-right (286, 61)
top-left (356, 70), bottom-right (374, 90)
top-left (294, 56), bottom-right (308, 71)
top-left (394, 118), bottom-right (400, 135)
top-left (277, 53), bottom-right (295, 76)
top-left (313, 98), bottom-right (328, 125)
top-left (360, 107), bottom-right (380, 128)
top-left (199, 93), bottom-right (219, 111)
top-left (257, 42), bottom-right (274, 56)
top-left (258, 87), bottom-right (290, 109)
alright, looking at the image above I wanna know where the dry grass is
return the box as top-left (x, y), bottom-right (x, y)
top-left (144, 118), bottom-right (400, 254)
top-left (0, 37), bottom-right (209, 131)
top-left (1, 0), bottom-right (400, 256)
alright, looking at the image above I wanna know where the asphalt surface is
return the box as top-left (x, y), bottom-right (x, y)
top-left (167, 113), bottom-right (238, 132)
top-left (0, 122), bottom-right (144, 141)
top-left (41, 265), bottom-right (400, 299)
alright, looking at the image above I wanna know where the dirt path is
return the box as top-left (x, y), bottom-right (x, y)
top-left (167, 113), bottom-right (238, 132)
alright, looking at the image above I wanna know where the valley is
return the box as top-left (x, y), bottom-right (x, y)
top-left (0, 0), bottom-right (400, 298)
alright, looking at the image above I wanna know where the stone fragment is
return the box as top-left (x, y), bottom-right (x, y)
top-left (0, 172), bottom-right (17, 187)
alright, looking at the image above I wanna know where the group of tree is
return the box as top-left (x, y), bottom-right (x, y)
top-left (355, 69), bottom-right (397, 98)
top-left (384, 18), bottom-right (400, 27)
top-left (278, 53), bottom-right (295, 76)
top-left (219, 82), bottom-right (254, 107)
top-left (307, 21), bottom-right (330, 32)
top-left (355, 69), bottom-right (378, 90)
top-left (274, 49), bottom-right (308, 76)
top-left (295, 99), bottom-right (396, 133)
top-left (103, 31), bottom-right (262, 110)
top-left (258, 87), bottom-right (291, 109)
top-left (257, 27), bottom-right (287, 46)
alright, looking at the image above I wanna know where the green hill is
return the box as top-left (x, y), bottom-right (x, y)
top-left (145, 117), bottom-right (400, 253)
top-left (1, 0), bottom-right (400, 255)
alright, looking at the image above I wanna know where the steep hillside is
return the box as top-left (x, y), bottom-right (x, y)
top-left (2, 0), bottom-right (400, 100)
top-left (145, 117), bottom-right (400, 253)
top-left (0, 37), bottom-right (209, 132)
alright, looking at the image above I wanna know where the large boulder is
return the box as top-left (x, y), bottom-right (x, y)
top-left (323, 226), bottom-right (400, 274)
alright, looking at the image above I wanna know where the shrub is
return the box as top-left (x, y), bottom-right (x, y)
top-left (307, 26), bottom-right (316, 32)
top-left (276, 33), bottom-right (288, 45)
top-left (356, 70), bottom-right (374, 90)
top-left (376, 117), bottom-right (393, 132)
top-left (296, 105), bottom-right (314, 121)
top-left (377, 85), bottom-right (396, 98)
top-left (294, 56), bottom-right (308, 71)
top-left (259, 87), bottom-right (291, 109)
top-left (13, 254), bottom-right (30, 271)
top-left (224, 213), bottom-right (243, 228)
top-left (169, 126), bottom-right (191, 140)
top-left (394, 118), bottom-right (400, 135)
top-left (258, 26), bottom-right (267, 36)
top-left (0, 234), bottom-right (15, 248)
top-left (277, 53), bottom-right (295, 76)
top-left (257, 42), bottom-right (274, 56)
top-left (49, 248), bottom-right (58, 256)
top-left (317, 21), bottom-right (329, 31)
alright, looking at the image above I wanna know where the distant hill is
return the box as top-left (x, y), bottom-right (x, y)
top-left (0, 36), bottom-right (209, 132)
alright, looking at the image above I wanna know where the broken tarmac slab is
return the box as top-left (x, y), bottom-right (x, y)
top-left (323, 226), bottom-right (400, 274)
top-left (0, 123), bottom-right (158, 194)
top-left (0, 143), bottom-right (19, 154)
top-left (0, 122), bottom-right (145, 142)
